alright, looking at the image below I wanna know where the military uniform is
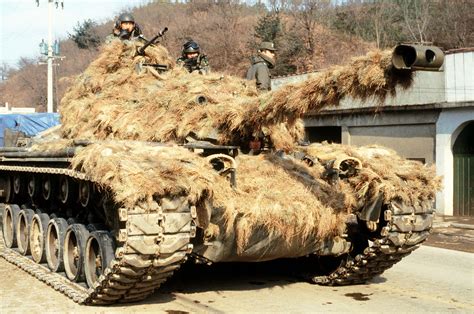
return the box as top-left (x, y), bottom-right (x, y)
top-left (246, 42), bottom-right (277, 91)
top-left (177, 40), bottom-right (210, 75)
top-left (246, 55), bottom-right (273, 91)
top-left (176, 54), bottom-right (210, 75)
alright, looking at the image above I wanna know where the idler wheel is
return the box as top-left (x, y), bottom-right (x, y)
top-left (42, 176), bottom-right (55, 201)
top-left (84, 231), bottom-right (115, 288)
top-left (79, 181), bottom-right (91, 207)
top-left (64, 224), bottom-right (89, 282)
top-left (16, 208), bottom-right (35, 255)
top-left (2, 204), bottom-right (20, 248)
top-left (29, 213), bottom-right (50, 263)
top-left (46, 217), bottom-right (68, 272)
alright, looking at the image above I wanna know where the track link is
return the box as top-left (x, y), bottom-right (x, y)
top-left (312, 200), bottom-right (434, 285)
top-left (0, 165), bottom-right (196, 305)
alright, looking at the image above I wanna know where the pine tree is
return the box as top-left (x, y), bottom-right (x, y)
top-left (69, 20), bottom-right (101, 50)
top-left (254, 13), bottom-right (281, 42)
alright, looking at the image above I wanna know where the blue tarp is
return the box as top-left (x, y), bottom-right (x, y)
top-left (0, 113), bottom-right (60, 146)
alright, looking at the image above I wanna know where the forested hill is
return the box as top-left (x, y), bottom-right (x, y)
top-left (1, 0), bottom-right (472, 111)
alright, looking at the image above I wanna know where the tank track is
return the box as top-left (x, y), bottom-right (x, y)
top-left (0, 165), bottom-right (196, 305)
top-left (312, 201), bottom-right (434, 285)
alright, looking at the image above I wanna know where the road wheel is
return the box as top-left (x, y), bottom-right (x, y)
top-left (64, 224), bottom-right (89, 282)
top-left (42, 176), bottom-right (56, 202)
top-left (79, 181), bottom-right (91, 207)
top-left (46, 217), bottom-right (68, 272)
top-left (59, 176), bottom-right (77, 204)
top-left (13, 174), bottom-right (26, 198)
top-left (27, 176), bottom-right (41, 203)
top-left (84, 231), bottom-right (115, 288)
top-left (29, 213), bottom-right (50, 263)
top-left (2, 204), bottom-right (20, 248)
top-left (16, 208), bottom-right (35, 255)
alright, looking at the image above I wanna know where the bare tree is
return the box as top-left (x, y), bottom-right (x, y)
top-left (398, 0), bottom-right (432, 43)
top-left (0, 62), bottom-right (13, 81)
top-left (429, 0), bottom-right (474, 48)
top-left (288, 0), bottom-right (331, 54)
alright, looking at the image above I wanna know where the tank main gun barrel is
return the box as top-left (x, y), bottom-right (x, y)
top-left (245, 44), bottom-right (445, 131)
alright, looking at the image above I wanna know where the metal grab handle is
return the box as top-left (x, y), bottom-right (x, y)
top-left (206, 154), bottom-right (237, 187)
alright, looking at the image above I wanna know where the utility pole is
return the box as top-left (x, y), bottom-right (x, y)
top-left (47, 0), bottom-right (53, 113)
top-left (37, 0), bottom-right (64, 113)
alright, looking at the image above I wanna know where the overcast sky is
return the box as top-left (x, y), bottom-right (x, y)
top-left (0, 0), bottom-right (151, 68)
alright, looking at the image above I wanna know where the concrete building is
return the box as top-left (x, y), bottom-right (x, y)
top-left (0, 103), bottom-right (36, 114)
top-left (272, 48), bottom-right (474, 216)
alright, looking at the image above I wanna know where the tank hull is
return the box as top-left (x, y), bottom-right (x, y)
top-left (0, 143), bottom-right (436, 303)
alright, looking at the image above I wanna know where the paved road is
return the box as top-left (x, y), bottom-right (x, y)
top-left (1, 245), bottom-right (473, 313)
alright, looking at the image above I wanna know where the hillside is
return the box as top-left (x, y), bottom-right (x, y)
top-left (2, 0), bottom-right (471, 111)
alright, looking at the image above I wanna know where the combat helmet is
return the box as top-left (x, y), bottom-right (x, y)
top-left (183, 40), bottom-right (200, 55)
top-left (118, 13), bottom-right (135, 24)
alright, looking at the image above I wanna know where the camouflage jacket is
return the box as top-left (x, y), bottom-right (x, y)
top-left (176, 54), bottom-right (210, 75)
top-left (246, 54), bottom-right (274, 91)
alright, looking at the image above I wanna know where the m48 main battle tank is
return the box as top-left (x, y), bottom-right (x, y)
top-left (0, 40), bottom-right (444, 305)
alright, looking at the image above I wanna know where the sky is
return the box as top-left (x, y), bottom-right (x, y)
top-left (0, 0), bottom-right (152, 68)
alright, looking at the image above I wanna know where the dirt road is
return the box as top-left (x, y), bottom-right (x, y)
top-left (1, 245), bottom-right (473, 313)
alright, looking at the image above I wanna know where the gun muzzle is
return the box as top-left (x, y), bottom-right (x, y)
top-left (392, 44), bottom-right (444, 71)
top-left (159, 27), bottom-right (168, 36)
top-left (196, 95), bottom-right (208, 105)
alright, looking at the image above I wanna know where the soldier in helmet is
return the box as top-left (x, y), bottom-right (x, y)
top-left (246, 42), bottom-right (277, 91)
top-left (176, 40), bottom-right (210, 75)
top-left (105, 13), bottom-right (144, 43)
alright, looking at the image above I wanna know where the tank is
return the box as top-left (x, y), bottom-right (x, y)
top-left (0, 40), bottom-right (444, 305)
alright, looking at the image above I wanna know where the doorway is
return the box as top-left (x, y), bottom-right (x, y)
top-left (453, 121), bottom-right (474, 216)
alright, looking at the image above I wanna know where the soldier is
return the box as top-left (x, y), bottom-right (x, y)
top-left (105, 13), bottom-right (144, 43)
top-left (176, 40), bottom-right (210, 75)
top-left (246, 42), bottom-right (277, 91)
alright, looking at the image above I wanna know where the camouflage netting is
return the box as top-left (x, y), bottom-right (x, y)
top-left (302, 143), bottom-right (442, 208)
top-left (28, 40), bottom-right (439, 260)
top-left (61, 140), bottom-right (440, 260)
top-left (59, 40), bottom-right (412, 151)
top-left (66, 141), bottom-right (352, 259)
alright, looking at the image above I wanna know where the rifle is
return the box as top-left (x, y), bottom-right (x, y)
top-left (137, 27), bottom-right (168, 56)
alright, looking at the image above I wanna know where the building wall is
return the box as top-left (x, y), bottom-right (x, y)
top-left (272, 69), bottom-right (446, 108)
top-left (435, 107), bottom-right (474, 216)
top-left (271, 73), bottom-right (316, 90)
top-left (0, 103), bottom-right (35, 114)
top-left (445, 52), bottom-right (474, 102)
top-left (305, 110), bottom-right (439, 164)
top-left (335, 71), bottom-right (446, 110)
top-left (349, 124), bottom-right (435, 164)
